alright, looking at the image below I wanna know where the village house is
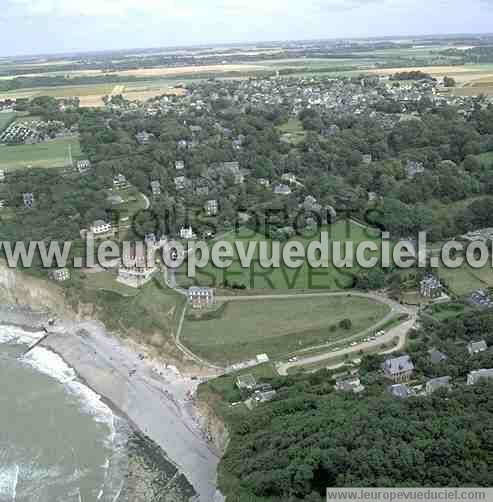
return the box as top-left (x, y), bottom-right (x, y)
top-left (118, 245), bottom-right (156, 288)
top-left (254, 388), bottom-right (277, 403)
top-left (406, 160), bottom-right (425, 179)
top-left (180, 226), bottom-right (194, 240)
top-left (426, 376), bottom-right (452, 395)
top-left (106, 193), bottom-right (124, 206)
top-left (429, 349), bottom-right (448, 364)
top-left (188, 286), bottom-right (216, 309)
top-left (236, 374), bottom-right (257, 391)
top-left (49, 268), bottom-right (71, 282)
top-left (174, 175), bottom-right (186, 190)
top-left (76, 160), bottom-right (91, 174)
top-left (113, 174), bottom-right (127, 188)
top-left (382, 355), bottom-right (415, 382)
top-left (256, 354), bottom-right (270, 364)
top-left (362, 153), bottom-right (373, 165)
top-left (218, 161), bottom-right (244, 185)
top-left (281, 172), bottom-right (297, 184)
top-left (0, 169), bottom-right (5, 182)
top-left (150, 180), bottom-right (161, 197)
top-left (23, 192), bottom-right (34, 208)
top-left (420, 275), bottom-right (443, 298)
top-left (273, 183), bottom-right (292, 196)
top-left (136, 130), bottom-right (154, 145)
top-left (175, 160), bottom-right (185, 171)
top-left (257, 178), bottom-right (270, 187)
top-left (389, 383), bottom-right (416, 399)
top-left (467, 368), bottom-right (493, 385)
top-left (335, 375), bottom-right (365, 393)
top-left (90, 220), bottom-right (112, 236)
top-left (205, 199), bottom-right (218, 216)
top-left (468, 340), bottom-right (488, 355)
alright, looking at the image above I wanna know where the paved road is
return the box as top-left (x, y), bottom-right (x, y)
top-left (277, 315), bottom-right (416, 375)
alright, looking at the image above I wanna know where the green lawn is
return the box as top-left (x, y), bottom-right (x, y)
top-left (67, 279), bottom-right (185, 352)
top-left (181, 295), bottom-right (390, 365)
top-left (0, 111), bottom-right (15, 132)
top-left (437, 262), bottom-right (486, 296)
top-left (76, 270), bottom-right (140, 297)
top-left (178, 221), bottom-right (383, 290)
top-left (276, 118), bottom-right (306, 144)
top-left (0, 136), bottom-right (81, 170)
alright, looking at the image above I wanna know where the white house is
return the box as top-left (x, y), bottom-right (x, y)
top-left (180, 226), bottom-right (194, 240)
top-left (205, 199), bottom-right (218, 216)
top-left (90, 220), bottom-right (112, 235)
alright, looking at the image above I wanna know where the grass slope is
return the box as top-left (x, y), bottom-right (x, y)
top-left (181, 295), bottom-right (389, 365)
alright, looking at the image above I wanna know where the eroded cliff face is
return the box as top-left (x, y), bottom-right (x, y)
top-left (195, 397), bottom-right (230, 454)
top-left (0, 261), bottom-right (72, 316)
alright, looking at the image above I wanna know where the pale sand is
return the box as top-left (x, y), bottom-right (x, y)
top-left (41, 320), bottom-right (224, 502)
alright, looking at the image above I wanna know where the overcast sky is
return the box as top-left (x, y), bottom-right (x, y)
top-left (0, 0), bottom-right (492, 57)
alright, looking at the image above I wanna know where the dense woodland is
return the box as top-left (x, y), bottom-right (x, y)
top-left (219, 382), bottom-right (493, 501)
top-left (209, 309), bottom-right (493, 501)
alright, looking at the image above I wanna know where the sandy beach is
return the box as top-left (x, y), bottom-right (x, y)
top-left (0, 306), bottom-right (225, 502)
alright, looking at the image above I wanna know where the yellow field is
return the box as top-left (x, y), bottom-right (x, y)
top-left (367, 65), bottom-right (493, 83)
top-left (0, 82), bottom-right (188, 108)
top-left (0, 63), bottom-right (266, 81)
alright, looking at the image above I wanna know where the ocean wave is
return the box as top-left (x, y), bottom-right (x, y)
top-left (0, 464), bottom-right (19, 501)
top-left (0, 325), bottom-right (44, 347)
top-left (22, 347), bottom-right (117, 442)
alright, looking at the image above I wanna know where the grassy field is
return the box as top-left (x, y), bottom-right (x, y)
top-left (276, 118), bottom-right (306, 144)
top-left (181, 295), bottom-right (390, 365)
top-left (0, 111), bottom-right (15, 132)
top-left (437, 262), bottom-right (488, 296)
top-left (75, 270), bottom-right (140, 297)
top-left (0, 136), bottom-right (81, 170)
top-left (178, 221), bottom-right (383, 290)
top-left (68, 279), bottom-right (186, 353)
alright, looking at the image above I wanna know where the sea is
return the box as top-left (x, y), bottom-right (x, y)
top-left (0, 325), bottom-right (129, 502)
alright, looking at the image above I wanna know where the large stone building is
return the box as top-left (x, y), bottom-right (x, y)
top-left (382, 355), bottom-right (415, 382)
top-left (188, 286), bottom-right (216, 309)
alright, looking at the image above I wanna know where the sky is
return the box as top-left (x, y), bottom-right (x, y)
top-left (0, 0), bottom-right (492, 57)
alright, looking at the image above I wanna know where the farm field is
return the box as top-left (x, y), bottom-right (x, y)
top-left (0, 136), bottom-right (80, 170)
top-left (0, 81), bottom-right (189, 107)
top-left (181, 295), bottom-right (390, 365)
top-left (365, 63), bottom-right (493, 82)
top-left (178, 221), bottom-right (383, 290)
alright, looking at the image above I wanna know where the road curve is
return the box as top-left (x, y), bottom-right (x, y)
top-left (277, 315), bottom-right (416, 375)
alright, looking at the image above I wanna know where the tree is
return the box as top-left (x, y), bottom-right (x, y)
top-left (443, 76), bottom-right (456, 88)
top-left (339, 318), bottom-right (352, 330)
